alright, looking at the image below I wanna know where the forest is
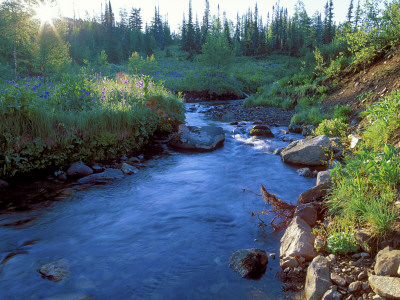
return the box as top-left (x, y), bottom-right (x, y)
top-left (1, 0), bottom-right (400, 244)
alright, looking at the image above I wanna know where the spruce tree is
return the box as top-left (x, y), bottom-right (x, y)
top-left (347, 0), bottom-right (354, 25)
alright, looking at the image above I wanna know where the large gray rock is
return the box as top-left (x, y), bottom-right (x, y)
top-left (280, 216), bottom-right (317, 261)
top-left (305, 255), bottom-right (331, 300)
top-left (297, 183), bottom-right (331, 205)
top-left (289, 123), bottom-right (302, 134)
top-left (249, 125), bottom-right (274, 138)
top-left (77, 169), bottom-right (124, 184)
top-left (374, 246), bottom-right (400, 276)
top-left (168, 125), bottom-right (225, 152)
top-left (0, 179), bottom-right (9, 188)
top-left (67, 162), bottom-right (93, 177)
top-left (293, 203), bottom-right (318, 227)
top-left (369, 275), bottom-right (400, 298)
top-left (38, 259), bottom-right (69, 282)
top-left (281, 135), bottom-right (331, 166)
top-left (229, 248), bottom-right (268, 280)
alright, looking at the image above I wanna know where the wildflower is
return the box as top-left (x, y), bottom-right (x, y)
top-left (86, 91), bottom-right (90, 95)
top-left (92, 99), bottom-right (96, 102)
top-left (80, 94), bottom-right (84, 98)
top-left (1, 90), bottom-right (4, 94)
top-left (82, 88), bottom-right (86, 92)
top-left (111, 88), bottom-right (114, 91)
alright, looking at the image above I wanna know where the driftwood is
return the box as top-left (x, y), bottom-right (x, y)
top-left (250, 185), bottom-right (296, 230)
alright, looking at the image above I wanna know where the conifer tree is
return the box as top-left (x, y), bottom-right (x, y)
top-left (201, 0), bottom-right (210, 44)
top-left (347, 0), bottom-right (354, 25)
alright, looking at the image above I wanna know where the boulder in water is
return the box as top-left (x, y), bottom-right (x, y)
top-left (249, 125), bottom-right (274, 138)
top-left (67, 162), bottom-right (93, 177)
top-left (77, 169), bottom-right (124, 184)
top-left (229, 248), bottom-right (268, 280)
top-left (168, 125), bottom-right (225, 152)
top-left (0, 179), bottom-right (9, 188)
top-left (281, 135), bottom-right (331, 166)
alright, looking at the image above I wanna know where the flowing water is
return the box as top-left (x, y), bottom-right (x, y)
top-left (0, 102), bottom-right (315, 299)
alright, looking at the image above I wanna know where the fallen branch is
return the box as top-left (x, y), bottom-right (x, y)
top-left (251, 185), bottom-right (296, 229)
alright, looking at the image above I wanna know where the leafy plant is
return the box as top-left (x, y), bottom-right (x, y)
top-left (326, 232), bottom-right (358, 254)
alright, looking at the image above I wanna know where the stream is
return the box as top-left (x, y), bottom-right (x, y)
top-left (0, 101), bottom-right (315, 299)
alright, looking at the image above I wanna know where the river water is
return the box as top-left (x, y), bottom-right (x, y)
top-left (0, 102), bottom-right (315, 299)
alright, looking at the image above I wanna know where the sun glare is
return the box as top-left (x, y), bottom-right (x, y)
top-left (34, 2), bottom-right (59, 26)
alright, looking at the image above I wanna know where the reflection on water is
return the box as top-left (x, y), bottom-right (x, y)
top-left (0, 103), bottom-right (314, 299)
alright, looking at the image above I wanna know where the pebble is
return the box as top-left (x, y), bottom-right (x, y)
top-left (269, 253), bottom-right (276, 259)
top-left (358, 270), bottom-right (368, 281)
top-left (331, 273), bottom-right (347, 287)
top-left (348, 281), bottom-right (362, 293)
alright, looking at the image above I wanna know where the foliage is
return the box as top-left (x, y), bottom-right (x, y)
top-left (0, 73), bottom-right (185, 178)
top-left (327, 232), bottom-right (358, 254)
top-left (329, 144), bottom-right (400, 237)
top-left (315, 118), bottom-right (348, 137)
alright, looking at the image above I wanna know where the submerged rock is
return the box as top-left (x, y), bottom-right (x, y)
top-left (168, 125), bottom-right (225, 152)
top-left (67, 162), bottom-right (93, 177)
top-left (229, 248), bottom-right (268, 280)
top-left (120, 163), bottom-right (139, 175)
top-left (77, 169), bottom-right (124, 184)
top-left (249, 125), bottom-right (274, 138)
top-left (38, 259), bottom-right (69, 282)
top-left (288, 123), bottom-right (302, 134)
top-left (281, 135), bottom-right (331, 166)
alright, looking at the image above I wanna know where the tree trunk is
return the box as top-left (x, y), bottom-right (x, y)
top-left (13, 38), bottom-right (17, 80)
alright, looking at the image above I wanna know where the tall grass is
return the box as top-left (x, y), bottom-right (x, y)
top-left (0, 73), bottom-right (185, 178)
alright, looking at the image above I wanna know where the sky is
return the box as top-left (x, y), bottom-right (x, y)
top-left (7, 0), bottom-right (352, 32)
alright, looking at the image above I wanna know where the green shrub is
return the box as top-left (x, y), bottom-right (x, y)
top-left (327, 232), bottom-right (358, 255)
top-left (291, 106), bottom-right (329, 125)
top-left (315, 118), bottom-right (348, 137)
top-left (333, 105), bottom-right (351, 122)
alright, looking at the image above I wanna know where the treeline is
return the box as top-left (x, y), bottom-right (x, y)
top-left (181, 0), bottom-right (350, 57)
top-left (0, 0), bottom-right (173, 78)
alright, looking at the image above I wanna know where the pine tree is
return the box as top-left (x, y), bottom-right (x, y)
top-left (129, 8), bottom-right (142, 31)
top-left (201, 0), bottom-right (210, 44)
top-left (347, 0), bottom-right (354, 25)
top-left (185, 0), bottom-right (195, 53)
top-left (354, 0), bottom-right (361, 28)
top-left (181, 13), bottom-right (187, 50)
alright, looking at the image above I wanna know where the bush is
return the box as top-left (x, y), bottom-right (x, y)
top-left (327, 232), bottom-right (358, 255)
top-left (315, 118), bottom-right (348, 137)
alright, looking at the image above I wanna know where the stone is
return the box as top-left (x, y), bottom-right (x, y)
top-left (229, 248), bottom-right (268, 280)
top-left (54, 170), bottom-right (67, 181)
top-left (317, 170), bottom-right (332, 186)
top-left (372, 296), bottom-right (386, 300)
top-left (280, 216), bottom-right (317, 262)
top-left (38, 259), bottom-right (69, 282)
top-left (289, 123), bottom-right (303, 134)
top-left (168, 125), bottom-right (225, 152)
top-left (67, 162), bottom-right (93, 177)
top-left (0, 179), bottom-right (9, 188)
top-left (281, 256), bottom-right (299, 269)
top-left (369, 275), bottom-right (400, 298)
top-left (348, 281), bottom-right (362, 293)
top-left (330, 138), bottom-right (345, 154)
top-left (353, 229), bottom-right (373, 253)
top-left (349, 134), bottom-right (362, 149)
top-left (305, 255), bottom-right (331, 300)
top-left (293, 203), bottom-right (318, 227)
top-left (331, 272), bottom-right (347, 287)
top-left (129, 157), bottom-right (141, 164)
top-left (281, 135), bottom-right (331, 166)
top-left (297, 182), bottom-right (331, 204)
top-left (120, 163), bottom-right (139, 175)
top-left (269, 253), bottom-right (276, 259)
top-left (273, 148), bottom-right (283, 155)
top-left (297, 168), bottom-right (316, 177)
top-left (327, 254), bottom-right (337, 265)
top-left (249, 125), bottom-right (274, 138)
top-left (322, 289), bottom-right (343, 300)
top-left (358, 270), bottom-right (368, 281)
top-left (302, 125), bottom-right (316, 137)
top-left (374, 246), bottom-right (400, 276)
top-left (77, 169), bottom-right (124, 184)
top-left (362, 283), bottom-right (369, 291)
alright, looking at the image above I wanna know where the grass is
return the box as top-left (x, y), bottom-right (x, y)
top-left (328, 93), bottom-right (400, 237)
top-left (0, 73), bottom-right (185, 178)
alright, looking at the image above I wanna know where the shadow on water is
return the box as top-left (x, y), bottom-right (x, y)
top-left (0, 101), bottom-right (315, 299)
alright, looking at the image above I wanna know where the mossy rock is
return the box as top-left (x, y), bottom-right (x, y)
top-left (249, 125), bottom-right (274, 138)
